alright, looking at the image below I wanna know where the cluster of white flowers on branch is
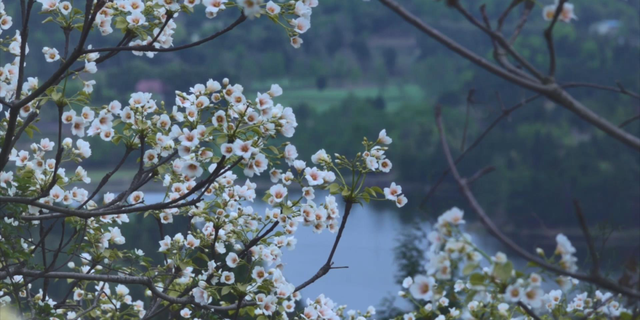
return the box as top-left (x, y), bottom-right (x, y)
top-left (394, 208), bottom-right (632, 320)
top-left (0, 0), bottom-right (409, 318)
top-left (0, 72), bottom-right (404, 319)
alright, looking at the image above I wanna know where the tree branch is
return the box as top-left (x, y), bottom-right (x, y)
top-left (84, 14), bottom-right (246, 54)
top-left (543, 0), bottom-right (568, 78)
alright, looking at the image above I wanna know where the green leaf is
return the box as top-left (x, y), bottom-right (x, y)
top-left (619, 312), bottom-right (633, 320)
top-left (25, 127), bottom-right (34, 139)
top-left (328, 183), bottom-right (341, 194)
top-left (196, 252), bottom-right (209, 262)
top-left (268, 146), bottom-right (279, 155)
top-left (361, 192), bottom-right (370, 203)
top-left (492, 261), bottom-right (514, 282)
top-left (469, 273), bottom-right (486, 286)
top-left (371, 186), bottom-right (383, 194)
top-left (115, 16), bottom-right (127, 29)
top-left (221, 286), bottom-right (231, 296)
top-left (51, 92), bottom-right (62, 101)
top-left (365, 187), bottom-right (376, 196)
top-left (28, 124), bottom-right (40, 133)
top-left (462, 263), bottom-right (478, 276)
top-left (216, 134), bottom-right (228, 145)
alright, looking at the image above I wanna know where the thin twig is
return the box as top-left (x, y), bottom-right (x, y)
top-left (460, 89), bottom-right (475, 151)
top-left (467, 166), bottom-right (495, 185)
top-left (510, 0), bottom-right (535, 44)
top-left (573, 200), bottom-right (599, 275)
top-left (562, 82), bottom-right (640, 100)
top-left (619, 114), bottom-right (640, 128)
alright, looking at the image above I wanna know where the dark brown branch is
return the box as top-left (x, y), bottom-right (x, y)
top-left (12, 0), bottom-right (106, 110)
top-left (509, 0), bottom-right (534, 45)
top-left (497, 0), bottom-right (519, 32)
top-left (378, 0), bottom-right (548, 92)
top-left (238, 222), bottom-right (279, 259)
top-left (78, 148), bottom-right (133, 208)
top-left (0, 0), bottom-right (35, 169)
top-left (84, 14), bottom-right (246, 54)
top-left (451, 1), bottom-right (546, 82)
top-left (518, 301), bottom-right (543, 320)
top-left (13, 157), bottom-right (245, 221)
top-left (295, 201), bottom-right (354, 292)
top-left (15, 0), bottom-right (35, 105)
top-left (38, 106), bottom-right (65, 201)
top-left (543, 0), bottom-right (568, 78)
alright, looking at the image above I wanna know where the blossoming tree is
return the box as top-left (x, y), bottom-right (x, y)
top-left (0, 0), bottom-right (638, 319)
top-left (0, 0), bottom-right (405, 319)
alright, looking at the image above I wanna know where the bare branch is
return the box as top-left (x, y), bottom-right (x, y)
top-left (510, 0), bottom-right (535, 44)
top-left (451, 1), bottom-right (546, 82)
top-left (497, 0), bottom-right (520, 32)
top-left (380, 0), bottom-right (640, 150)
top-left (378, 0), bottom-right (549, 92)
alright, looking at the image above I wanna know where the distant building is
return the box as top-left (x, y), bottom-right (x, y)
top-left (135, 79), bottom-right (167, 100)
top-left (589, 20), bottom-right (621, 36)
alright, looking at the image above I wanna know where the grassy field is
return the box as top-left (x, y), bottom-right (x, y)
top-left (250, 83), bottom-right (427, 113)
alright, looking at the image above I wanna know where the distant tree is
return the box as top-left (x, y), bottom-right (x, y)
top-left (316, 75), bottom-right (328, 91)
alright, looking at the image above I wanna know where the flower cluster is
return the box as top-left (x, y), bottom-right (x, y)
top-left (35, 0), bottom-right (319, 54)
top-left (297, 294), bottom-right (376, 320)
top-left (393, 207), bottom-right (631, 320)
top-left (0, 2), bottom-right (11, 36)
